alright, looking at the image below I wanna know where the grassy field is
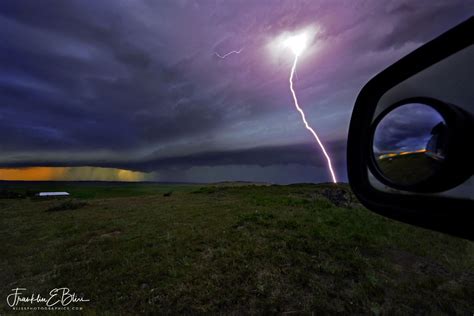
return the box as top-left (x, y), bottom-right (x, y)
top-left (1, 182), bottom-right (473, 314)
top-left (376, 153), bottom-right (441, 185)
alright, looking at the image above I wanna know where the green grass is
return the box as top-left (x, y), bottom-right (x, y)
top-left (1, 182), bottom-right (473, 314)
top-left (0, 181), bottom-right (199, 199)
top-left (376, 153), bottom-right (441, 185)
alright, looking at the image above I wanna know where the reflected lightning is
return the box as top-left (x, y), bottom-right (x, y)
top-left (286, 34), bottom-right (337, 183)
top-left (214, 48), bottom-right (243, 59)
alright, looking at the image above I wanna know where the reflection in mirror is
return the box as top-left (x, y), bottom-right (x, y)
top-left (373, 103), bottom-right (448, 186)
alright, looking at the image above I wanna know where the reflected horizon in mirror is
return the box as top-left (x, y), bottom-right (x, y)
top-left (373, 103), bottom-right (447, 186)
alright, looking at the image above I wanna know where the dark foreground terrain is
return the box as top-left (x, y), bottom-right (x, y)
top-left (1, 182), bottom-right (473, 314)
top-left (376, 152), bottom-right (440, 185)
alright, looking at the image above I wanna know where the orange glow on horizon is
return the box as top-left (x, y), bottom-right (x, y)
top-left (378, 149), bottom-right (429, 160)
top-left (0, 167), bottom-right (67, 181)
top-left (0, 167), bottom-right (147, 182)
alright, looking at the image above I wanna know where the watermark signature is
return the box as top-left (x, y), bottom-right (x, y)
top-left (6, 287), bottom-right (90, 311)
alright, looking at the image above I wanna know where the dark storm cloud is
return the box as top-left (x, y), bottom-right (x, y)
top-left (0, 0), bottom-right (472, 182)
top-left (124, 140), bottom-right (347, 172)
top-left (376, 1), bottom-right (474, 50)
top-left (373, 103), bottom-right (445, 153)
top-left (0, 140), bottom-right (346, 172)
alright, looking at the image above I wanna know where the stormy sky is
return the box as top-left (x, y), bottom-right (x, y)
top-left (373, 103), bottom-right (445, 154)
top-left (0, 1), bottom-right (472, 183)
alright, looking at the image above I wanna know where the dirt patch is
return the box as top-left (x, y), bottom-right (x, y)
top-left (386, 249), bottom-right (450, 278)
top-left (319, 187), bottom-right (358, 208)
top-left (88, 230), bottom-right (122, 244)
top-left (100, 230), bottom-right (122, 238)
top-left (45, 200), bottom-right (88, 212)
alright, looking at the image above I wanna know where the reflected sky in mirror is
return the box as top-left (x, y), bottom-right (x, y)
top-left (373, 103), bottom-right (447, 186)
top-left (373, 103), bottom-right (446, 155)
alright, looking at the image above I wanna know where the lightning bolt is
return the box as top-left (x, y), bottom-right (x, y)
top-left (214, 48), bottom-right (243, 59)
top-left (289, 55), bottom-right (337, 183)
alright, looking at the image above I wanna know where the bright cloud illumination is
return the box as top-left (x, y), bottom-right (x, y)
top-left (266, 25), bottom-right (319, 63)
top-left (284, 33), bottom-right (308, 56)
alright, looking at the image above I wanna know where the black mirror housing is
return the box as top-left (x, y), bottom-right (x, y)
top-left (347, 17), bottom-right (474, 240)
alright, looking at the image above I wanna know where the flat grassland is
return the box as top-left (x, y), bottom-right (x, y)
top-left (1, 182), bottom-right (473, 314)
top-left (376, 153), bottom-right (441, 185)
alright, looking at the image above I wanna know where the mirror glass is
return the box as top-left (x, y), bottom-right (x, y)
top-left (373, 103), bottom-right (448, 186)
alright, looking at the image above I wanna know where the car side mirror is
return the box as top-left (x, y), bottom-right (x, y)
top-left (347, 17), bottom-right (474, 240)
